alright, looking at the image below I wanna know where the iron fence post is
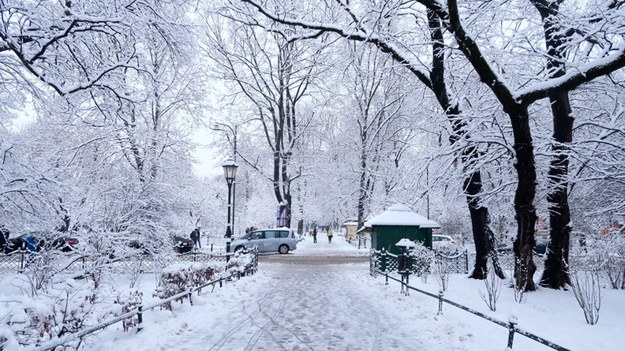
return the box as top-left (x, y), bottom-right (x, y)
top-left (382, 248), bottom-right (388, 275)
top-left (438, 290), bottom-right (444, 315)
top-left (507, 320), bottom-right (517, 349)
top-left (19, 251), bottom-right (25, 273)
top-left (137, 305), bottom-right (143, 332)
top-left (405, 274), bottom-right (410, 296)
top-left (188, 288), bottom-right (193, 305)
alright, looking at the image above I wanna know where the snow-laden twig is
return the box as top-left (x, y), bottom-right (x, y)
top-left (568, 270), bottom-right (601, 325)
top-left (479, 264), bottom-right (502, 312)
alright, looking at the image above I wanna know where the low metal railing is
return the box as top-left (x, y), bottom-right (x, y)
top-left (373, 266), bottom-right (570, 351)
top-left (370, 248), bottom-right (469, 276)
top-left (21, 249), bottom-right (259, 351)
top-left (0, 250), bottom-right (237, 275)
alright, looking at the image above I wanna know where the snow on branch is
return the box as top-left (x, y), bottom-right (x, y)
top-left (238, 0), bottom-right (433, 89)
top-left (515, 46), bottom-right (625, 104)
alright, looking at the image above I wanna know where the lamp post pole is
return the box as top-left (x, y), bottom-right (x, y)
top-left (226, 181), bottom-right (233, 258)
top-left (222, 159), bottom-right (238, 261)
top-left (232, 125), bottom-right (237, 237)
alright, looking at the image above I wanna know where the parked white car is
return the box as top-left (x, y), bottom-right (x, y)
top-left (432, 234), bottom-right (461, 253)
top-left (231, 228), bottom-right (297, 254)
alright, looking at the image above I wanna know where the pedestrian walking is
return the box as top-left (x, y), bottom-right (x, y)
top-left (327, 228), bottom-right (333, 243)
top-left (0, 225), bottom-right (8, 252)
top-left (190, 227), bottom-right (201, 249)
top-left (312, 227), bottom-right (318, 243)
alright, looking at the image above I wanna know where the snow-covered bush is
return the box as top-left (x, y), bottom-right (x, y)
top-left (569, 270), bottom-right (601, 325)
top-left (113, 289), bottom-right (143, 332)
top-left (479, 259), bottom-right (502, 311)
top-left (600, 235), bottom-right (625, 290)
top-left (568, 243), bottom-right (604, 325)
top-left (434, 255), bottom-right (451, 292)
top-left (1, 280), bottom-right (104, 348)
top-left (226, 251), bottom-right (256, 276)
top-left (408, 242), bottom-right (434, 282)
top-left (572, 233), bottom-right (625, 290)
top-left (22, 250), bottom-right (73, 295)
top-left (154, 263), bottom-right (218, 310)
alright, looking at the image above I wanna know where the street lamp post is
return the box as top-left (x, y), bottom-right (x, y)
top-left (222, 158), bottom-right (238, 260)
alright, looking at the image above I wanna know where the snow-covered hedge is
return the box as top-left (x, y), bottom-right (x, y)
top-left (154, 262), bottom-right (219, 310)
top-left (226, 251), bottom-right (256, 276)
top-left (0, 280), bottom-right (107, 349)
top-left (153, 251), bottom-right (257, 309)
top-left (408, 242), bottom-right (435, 280)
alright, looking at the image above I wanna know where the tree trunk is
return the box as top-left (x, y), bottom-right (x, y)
top-left (464, 171), bottom-right (505, 279)
top-left (510, 107), bottom-right (538, 292)
top-left (428, 9), bottom-right (503, 279)
top-left (531, 0), bottom-right (573, 289)
top-left (541, 91), bottom-right (573, 288)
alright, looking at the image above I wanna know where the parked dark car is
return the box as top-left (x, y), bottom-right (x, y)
top-left (496, 242), bottom-right (513, 253)
top-left (114, 235), bottom-right (194, 256)
top-left (172, 235), bottom-right (194, 253)
top-left (4, 231), bottom-right (79, 253)
top-left (495, 237), bottom-right (549, 255)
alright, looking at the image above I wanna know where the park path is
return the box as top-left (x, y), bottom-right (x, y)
top-left (196, 262), bottom-right (427, 351)
top-left (94, 236), bottom-right (445, 351)
top-left (181, 236), bottom-right (427, 350)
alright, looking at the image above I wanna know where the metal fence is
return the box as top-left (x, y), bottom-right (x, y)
top-left (369, 248), bottom-right (469, 277)
top-left (369, 251), bottom-right (570, 351)
top-left (0, 250), bottom-right (236, 275)
top-left (6, 249), bottom-right (259, 351)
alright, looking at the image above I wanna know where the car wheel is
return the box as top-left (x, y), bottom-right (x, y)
top-left (278, 244), bottom-right (289, 254)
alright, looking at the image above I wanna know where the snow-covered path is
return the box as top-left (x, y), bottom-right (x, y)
top-left (195, 263), bottom-right (426, 351)
top-left (93, 236), bottom-right (441, 350)
top-left (93, 235), bottom-right (612, 351)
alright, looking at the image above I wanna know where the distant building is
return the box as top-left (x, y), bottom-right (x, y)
top-left (342, 220), bottom-right (358, 241)
top-left (364, 204), bottom-right (440, 255)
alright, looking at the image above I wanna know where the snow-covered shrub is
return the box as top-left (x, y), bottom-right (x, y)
top-left (601, 235), bottom-right (625, 290)
top-left (0, 326), bottom-right (19, 350)
top-left (435, 242), bottom-right (460, 256)
top-left (113, 289), bottom-right (143, 332)
top-left (568, 270), bottom-right (601, 325)
top-left (22, 251), bottom-right (64, 295)
top-left (408, 242), bottom-right (434, 283)
top-left (226, 251), bottom-right (256, 276)
top-left (154, 263), bottom-right (218, 310)
top-left (479, 259), bottom-right (502, 311)
top-left (572, 233), bottom-right (625, 289)
top-left (434, 255), bottom-right (450, 292)
top-left (568, 246), bottom-right (604, 325)
top-left (2, 280), bottom-right (103, 348)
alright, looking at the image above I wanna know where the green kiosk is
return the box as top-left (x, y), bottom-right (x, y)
top-left (365, 204), bottom-right (440, 255)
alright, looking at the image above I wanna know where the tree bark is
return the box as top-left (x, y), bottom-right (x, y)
top-left (510, 107), bottom-right (538, 291)
top-left (531, 0), bottom-right (573, 289)
top-left (428, 10), bottom-right (503, 279)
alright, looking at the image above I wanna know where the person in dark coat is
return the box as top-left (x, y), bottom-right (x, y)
top-left (312, 227), bottom-right (317, 243)
top-left (190, 227), bottom-right (201, 249)
top-left (0, 225), bottom-right (8, 252)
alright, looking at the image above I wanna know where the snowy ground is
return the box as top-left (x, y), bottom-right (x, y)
top-left (3, 235), bottom-right (623, 350)
top-left (80, 235), bottom-right (624, 351)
